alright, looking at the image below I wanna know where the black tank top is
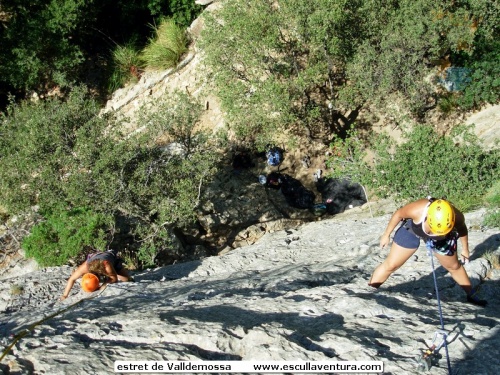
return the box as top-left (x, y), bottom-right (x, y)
top-left (86, 250), bottom-right (122, 271)
top-left (408, 219), bottom-right (447, 241)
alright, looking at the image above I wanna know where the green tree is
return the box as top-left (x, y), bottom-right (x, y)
top-left (0, 0), bottom-right (92, 93)
top-left (199, 0), bottom-right (369, 146)
top-left (22, 207), bottom-right (112, 267)
top-left (0, 86), bottom-right (106, 213)
top-left (1, 86), bottom-right (220, 267)
top-left (456, 38), bottom-right (500, 110)
top-left (199, 0), bottom-right (498, 146)
top-left (0, 0), bottom-right (203, 103)
top-left (325, 124), bottom-right (499, 211)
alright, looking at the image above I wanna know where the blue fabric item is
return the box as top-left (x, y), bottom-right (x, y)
top-left (439, 67), bottom-right (471, 92)
top-left (312, 203), bottom-right (327, 216)
top-left (266, 146), bottom-right (283, 166)
top-left (393, 223), bottom-right (421, 249)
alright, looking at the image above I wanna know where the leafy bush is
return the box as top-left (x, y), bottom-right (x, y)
top-left (0, 86), bottom-right (107, 213)
top-left (109, 43), bottom-right (144, 92)
top-left (456, 40), bottom-right (500, 110)
top-left (326, 124), bottom-right (499, 212)
top-left (0, 0), bottom-right (89, 93)
top-left (22, 207), bottom-right (112, 267)
top-left (483, 181), bottom-right (500, 228)
top-left (369, 125), bottom-right (498, 210)
top-left (141, 18), bottom-right (188, 71)
top-left (147, 0), bottom-right (203, 28)
top-left (132, 90), bottom-right (220, 263)
top-left (437, 93), bottom-right (460, 115)
top-left (1, 86), bottom-right (221, 268)
top-left (139, 89), bottom-right (205, 151)
top-left (325, 126), bottom-right (368, 182)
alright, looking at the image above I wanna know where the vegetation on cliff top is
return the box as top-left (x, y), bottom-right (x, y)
top-left (0, 0), bottom-right (498, 267)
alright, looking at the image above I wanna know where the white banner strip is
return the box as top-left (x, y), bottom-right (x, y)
top-left (114, 360), bottom-right (384, 373)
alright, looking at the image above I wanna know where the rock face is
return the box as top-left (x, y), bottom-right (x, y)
top-left (1, 209), bottom-right (499, 374)
top-left (466, 103), bottom-right (500, 151)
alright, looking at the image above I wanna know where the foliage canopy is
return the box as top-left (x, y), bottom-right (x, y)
top-left (1, 0), bottom-right (498, 269)
top-left (326, 124), bottom-right (499, 211)
top-left (0, 87), bottom-right (220, 267)
top-left (0, 0), bottom-right (202, 103)
top-left (199, 0), bottom-right (499, 145)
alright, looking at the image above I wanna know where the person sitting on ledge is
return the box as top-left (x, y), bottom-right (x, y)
top-left (369, 197), bottom-right (487, 307)
top-left (60, 249), bottom-right (131, 300)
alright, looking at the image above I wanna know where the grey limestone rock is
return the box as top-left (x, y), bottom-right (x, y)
top-left (1, 210), bottom-right (499, 375)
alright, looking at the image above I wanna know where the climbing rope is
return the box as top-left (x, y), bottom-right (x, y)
top-left (425, 245), bottom-right (453, 375)
top-left (360, 184), bottom-right (373, 218)
top-left (0, 284), bottom-right (108, 363)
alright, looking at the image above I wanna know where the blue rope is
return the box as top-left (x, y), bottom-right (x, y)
top-left (427, 244), bottom-right (453, 375)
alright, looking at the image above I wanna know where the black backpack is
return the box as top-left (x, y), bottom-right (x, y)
top-left (316, 178), bottom-right (366, 214)
top-left (280, 174), bottom-right (315, 209)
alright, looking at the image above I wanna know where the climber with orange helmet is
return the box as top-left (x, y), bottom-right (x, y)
top-left (60, 249), bottom-right (131, 301)
top-left (81, 273), bottom-right (101, 293)
top-left (369, 197), bottom-right (487, 306)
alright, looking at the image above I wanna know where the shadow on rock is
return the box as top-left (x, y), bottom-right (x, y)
top-left (470, 234), bottom-right (500, 259)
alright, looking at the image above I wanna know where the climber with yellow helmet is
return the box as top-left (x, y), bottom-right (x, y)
top-left (369, 197), bottom-right (487, 306)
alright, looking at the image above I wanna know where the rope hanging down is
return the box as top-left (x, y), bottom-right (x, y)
top-left (423, 245), bottom-right (453, 374)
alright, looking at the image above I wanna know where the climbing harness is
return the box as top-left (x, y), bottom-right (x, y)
top-left (415, 245), bottom-right (453, 374)
top-left (0, 284), bottom-right (108, 363)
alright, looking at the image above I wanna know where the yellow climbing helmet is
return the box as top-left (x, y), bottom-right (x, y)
top-left (426, 199), bottom-right (455, 235)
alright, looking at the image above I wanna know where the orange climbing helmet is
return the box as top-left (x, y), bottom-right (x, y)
top-left (81, 273), bottom-right (100, 293)
top-left (426, 199), bottom-right (455, 235)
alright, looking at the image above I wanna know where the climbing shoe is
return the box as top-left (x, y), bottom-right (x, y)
top-left (466, 292), bottom-right (488, 307)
